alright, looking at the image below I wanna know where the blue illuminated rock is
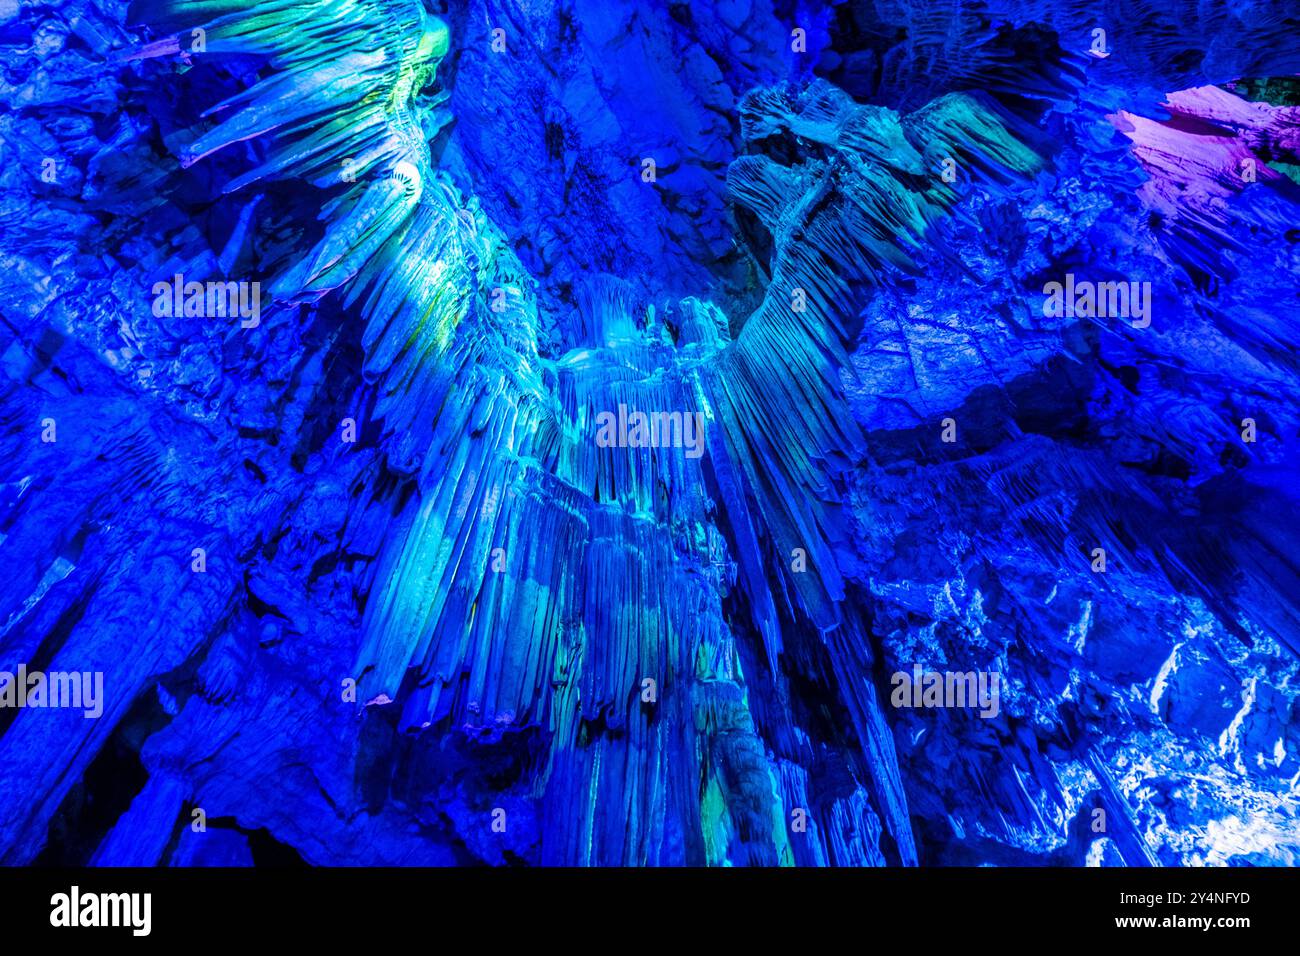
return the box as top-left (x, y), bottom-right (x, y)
top-left (0, 0), bottom-right (1296, 867)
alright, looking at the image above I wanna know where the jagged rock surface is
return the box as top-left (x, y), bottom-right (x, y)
top-left (0, 0), bottom-right (1297, 866)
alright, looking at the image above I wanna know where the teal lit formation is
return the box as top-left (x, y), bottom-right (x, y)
top-left (0, 0), bottom-right (1298, 866)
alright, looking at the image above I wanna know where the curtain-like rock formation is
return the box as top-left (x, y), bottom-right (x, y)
top-left (0, 0), bottom-right (1297, 866)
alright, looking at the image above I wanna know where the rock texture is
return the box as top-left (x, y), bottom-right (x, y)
top-left (0, 0), bottom-right (1297, 866)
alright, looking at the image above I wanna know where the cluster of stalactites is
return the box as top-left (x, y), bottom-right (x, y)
top-left (717, 79), bottom-right (1043, 641)
top-left (130, 1), bottom-right (1049, 865)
